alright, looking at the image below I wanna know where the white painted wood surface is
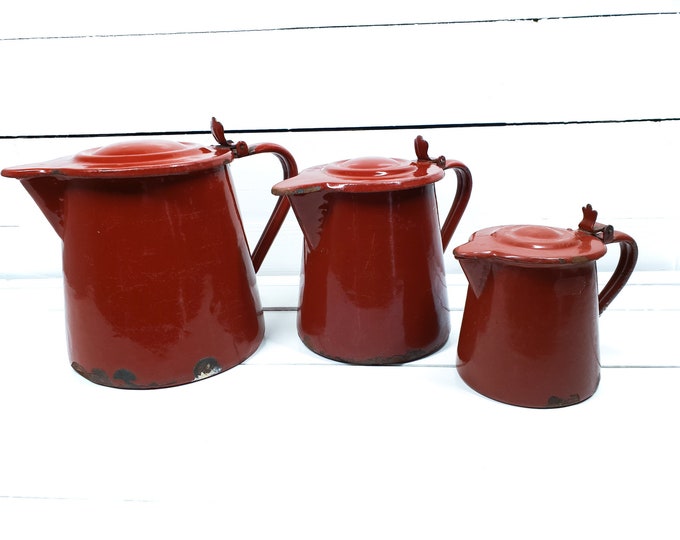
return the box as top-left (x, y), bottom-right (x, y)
top-left (0, 277), bottom-right (678, 540)
top-left (1, 3), bottom-right (679, 538)
top-left (1, 5), bottom-right (679, 276)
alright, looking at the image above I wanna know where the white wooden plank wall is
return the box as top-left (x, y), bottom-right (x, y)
top-left (1, 1), bottom-right (679, 281)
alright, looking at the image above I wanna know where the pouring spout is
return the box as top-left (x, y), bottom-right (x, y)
top-left (285, 190), bottom-right (328, 251)
top-left (457, 257), bottom-right (492, 298)
top-left (19, 176), bottom-right (67, 239)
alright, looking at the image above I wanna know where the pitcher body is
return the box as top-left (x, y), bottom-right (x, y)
top-left (60, 167), bottom-right (263, 387)
top-left (2, 119), bottom-right (297, 388)
top-left (296, 185), bottom-right (450, 364)
top-left (457, 261), bottom-right (601, 407)
top-left (453, 206), bottom-right (638, 408)
top-left (273, 136), bottom-right (472, 364)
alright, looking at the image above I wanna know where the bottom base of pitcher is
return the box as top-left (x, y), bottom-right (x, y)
top-left (300, 334), bottom-right (449, 366)
top-left (457, 361), bottom-right (600, 409)
top-left (70, 347), bottom-right (259, 390)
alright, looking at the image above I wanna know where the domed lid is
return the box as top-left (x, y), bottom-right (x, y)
top-left (453, 205), bottom-right (612, 266)
top-left (272, 136), bottom-right (446, 195)
top-left (2, 139), bottom-right (233, 179)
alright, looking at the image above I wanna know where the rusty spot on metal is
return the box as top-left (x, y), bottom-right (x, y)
top-left (302, 336), bottom-right (434, 365)
top-left (193, 357), bottom-right (222, 380)
top-left (71, 362), bottom-right (158, 389)
top-left (546, 394), bottom-right (581, 407)
top-left (113, 369), bottom-right (138, 387)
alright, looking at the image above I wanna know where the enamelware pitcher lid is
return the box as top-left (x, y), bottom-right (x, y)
top-left (2, 140), bottom-right (233, 179)
top-left (454, 205), bottom-right (612, 266)
top-left (272, 135), bottom-right (447, 195)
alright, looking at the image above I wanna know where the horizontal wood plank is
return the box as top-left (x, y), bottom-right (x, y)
top-left (1, 14), bottom-right (679, 136)
top-left (2, 1), bottom-right (678, 39)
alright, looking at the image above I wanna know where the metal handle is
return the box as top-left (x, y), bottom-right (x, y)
top-left (577, 204), bottom-right (639, 314)
top-left (245, 142), bottom-right (298, 272)
top-left (440, 159), bottom-right (473, 251)
top-left (211, 117), bottom-right (298, 272)
top-left (413, 136), bottom-right (472, 251)
top-left (598, 230), bottom-right (638, 314)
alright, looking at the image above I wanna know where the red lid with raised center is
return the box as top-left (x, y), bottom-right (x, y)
top-left (272, 155), bottom-right (444, 195)
top-left (2, 140), bottom-right (233, 179)
top-left (454, 223), bottom-right (608, 266)
top-left (272, 136), bottom-right (448, 195)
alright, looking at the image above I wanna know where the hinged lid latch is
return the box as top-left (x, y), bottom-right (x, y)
top-left (578, 204), bottom-right (615, 243)
top-left (414, 135), bottom-right (446, 168)
top-left (211, 117), bottom-right (249, 157)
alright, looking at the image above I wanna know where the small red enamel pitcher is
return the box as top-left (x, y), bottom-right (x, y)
top-left (272, 136), bottom-right (472, 365)
top-left (1, 118), bottom-right (297, 389)
top-left (453, 205), bottom-right (638, 408)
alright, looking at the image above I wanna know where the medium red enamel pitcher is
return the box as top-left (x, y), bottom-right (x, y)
top-left (453, 205), bottom-right (638, 408)
top-left (272, 136), bottom-right (472, 364)
top-left (1, 118), bottom-right (297, 389)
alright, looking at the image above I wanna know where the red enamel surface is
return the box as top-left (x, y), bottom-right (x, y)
top-left (453, 212), bottom-right (638, 408)
top-left (278, 138), bottom-right (473, 364)
top-left (5, 140), bottom-right (234, 179)
top-left (272, 155), bottom-right (444, 194)
top-left (2, 136), bottom-right (297, 388)
top-left (454, 224), bottom-right (608, 267)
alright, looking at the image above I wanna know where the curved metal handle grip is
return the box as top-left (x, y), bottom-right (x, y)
top-left (598, 230), bottom-right (638, 315)
top-left (440, 159), bottom-right (473, 251)
top-left (235, 142), bottom-right (299, 273)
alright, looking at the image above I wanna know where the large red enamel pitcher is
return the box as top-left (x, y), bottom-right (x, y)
top-left (1, 118), bottom-right (297, 388)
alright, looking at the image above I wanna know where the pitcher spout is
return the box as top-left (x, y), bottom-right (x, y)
top-left (285, 190), bottom-right (328, 251)
top-left (20, 177), bottom-right (67, 239)
top-left (457, 258), bottom-right (492, 298)
top-left (0, 167), bottom-right (68, 239)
